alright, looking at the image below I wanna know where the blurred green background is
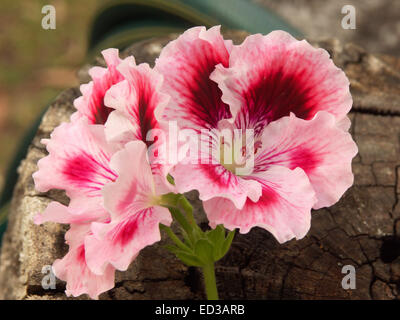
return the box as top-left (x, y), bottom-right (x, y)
top-left (0, 0), bottom-right (99, 192)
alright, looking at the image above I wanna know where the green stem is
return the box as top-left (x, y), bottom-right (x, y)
top-left (178, 195), bottom-right (196, 226)
top-left (159, 224), bottom-right (191, 252)
top-left (202, 263), bottom-right (219, 300)
top-left (159, 193), bottom-right (224, 300)
top-left (169, 208), bottom-right (193, 235)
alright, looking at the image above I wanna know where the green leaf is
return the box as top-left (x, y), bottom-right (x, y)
top-left (194, 239), bottom-right (214, 265)
top-left (180, 229), bottom-right (194, 248)
top-left (207, 225), bottom-right (225, 244)
top-left (167, 174), bottom-right (175, 186)
top-left (168, 208), bottom-right (194, 241)
top-left (178, 195), bottom-right (193, 216)
top-left (160, 224), bottom-right (192, 252)
top-left (219, 229), bottom-right (236, 260)
top-left (160, 192), bottom-right (180, 208)
top-left (164, 244), bottom-right (182, 255)
top-left (206, 225), bottom-right (226, 261)
top-left (0, 202), bottom-right (10, 225)
top-left (177, 195), bottom-right (200, 233)
top-left (165, 244), bottom-right (203, 267)
top-left (176, 251), bottom-right (203, 267)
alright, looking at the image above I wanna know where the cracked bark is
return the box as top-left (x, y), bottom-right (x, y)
top-left (1, 31), bottom-right (400, 300)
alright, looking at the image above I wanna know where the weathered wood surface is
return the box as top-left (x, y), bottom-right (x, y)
top-left (1, 31), bottom-right (400, 300)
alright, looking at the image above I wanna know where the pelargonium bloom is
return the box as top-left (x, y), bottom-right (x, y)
top-left (156, 26), bottom-right (358, 243)
top-left (33, 50), bottom-right (172, 298)
top-left (85, 140), bottom-right (172, 274)
top-left (33, 119), bottom-right (119, 298)
top-left (52, 223), bottom-right (116, 299)
top-left (72, 48), bottom-right (123, 124)
top-left (154, 26), bottom-right (233, 132)
top-left (103, 56), bottom-right (172, 193)
top-left (33, 119), bottom-right (118, 225)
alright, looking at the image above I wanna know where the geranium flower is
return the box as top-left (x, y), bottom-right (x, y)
top-left (33, 50), bottom-right (172, 297)
top-left (52, 224), bottom-right (116, 299)
top-left (85, 141), bottom-right (172, 274)
top-left (34, 49), bottom-right (170, 225)
top-left (102, 56), bottom-right (172, 193)
top-left (72, 48), bottom-right (123, 124)
top-left (156, 27), bottom-right (358, 243)
top-left (154, 26), bottom-right (233, 132)
top-left (33, 119), bottom-right (118, 298)
top-left (33, 119), bottom-right (118, 225)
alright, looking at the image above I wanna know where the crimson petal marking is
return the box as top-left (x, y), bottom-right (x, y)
top-left (62, 149), bottom-right (116, 194)
top-left (212, 31), bottom-right (352, 135)
top-left (104, 58), bottom-right (167, 147)
top-left (102, 141), bottom-right (158, 221)
top-left (203, 166), bottom-right (316, 243)
top-left (155, 26), bottom-right (233, 131)
top-left (171, 162), bottom-right (262, 210)
top-left (85, 206), bottom-right (171, 274)
top-left (109, 211), bottom-right (143, 246)
top-left (103, 61), bottom-right (174, 193)
top-left (33, 120), bottom-right (118, 199)
top-left (74, 48), bottom-right (123, 125)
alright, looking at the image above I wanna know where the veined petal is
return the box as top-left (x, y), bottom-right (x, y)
top-left (74, 48), bottom-right (124, 124)
top-left (203, 166), bottom-right (316, 243)
top-left (104, 58), bottom-right (169, 146)
top-left (87, 141), bottom-right (172, 274)
top-left (102, 140), bottom-right (161, 221)
top-left (254, 112), bottom-right (358, 209)
top-left (171, 163), bottom-right (262, 210)
top-left (52, 224), bottom-right (115, 299)
top-left (34, 196), bottom-right (109, 225)
top-left (211, 31), bottom-right (352, 135)
top-left (155, 26), bottom-right (233, 131)
top-left (103, 110), bottom-right (139, 146)
top-left (33, 119), bottom-right (118, 199)
top-left (170, 118), bottom-right (261, 209)
top-left (103, 59), bottom-right (173, 191)
top-left (85, 206), bottom-right (171, 274)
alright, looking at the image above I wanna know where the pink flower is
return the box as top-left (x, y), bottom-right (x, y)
top-left (154, 26), bottom-right (233, 132)
top-left (33, 119), bottom-right (118, 298)
top-left (52, 224), bottom-right (115, 299)
top-left (33, 119), bottom-right (118, 225)
top-left (85, 141), bottom-right (172, 274)
top-left (33, 50), bottom-right (172, 297)
top-left (102, 56), bottom-right (172, 193)
top-left (72, 48), bottom-right (123, 124)
top-left (103, 56), bottom-right (168, 145)
top-left (156, 27), bottom-right (358, 243)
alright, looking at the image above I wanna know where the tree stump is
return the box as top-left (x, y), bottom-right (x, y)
top-left (1, 31), bottom-right (400, 300)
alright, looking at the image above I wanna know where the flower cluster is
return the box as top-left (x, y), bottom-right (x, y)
top-left (33, 26), bottom-right (357, 299)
